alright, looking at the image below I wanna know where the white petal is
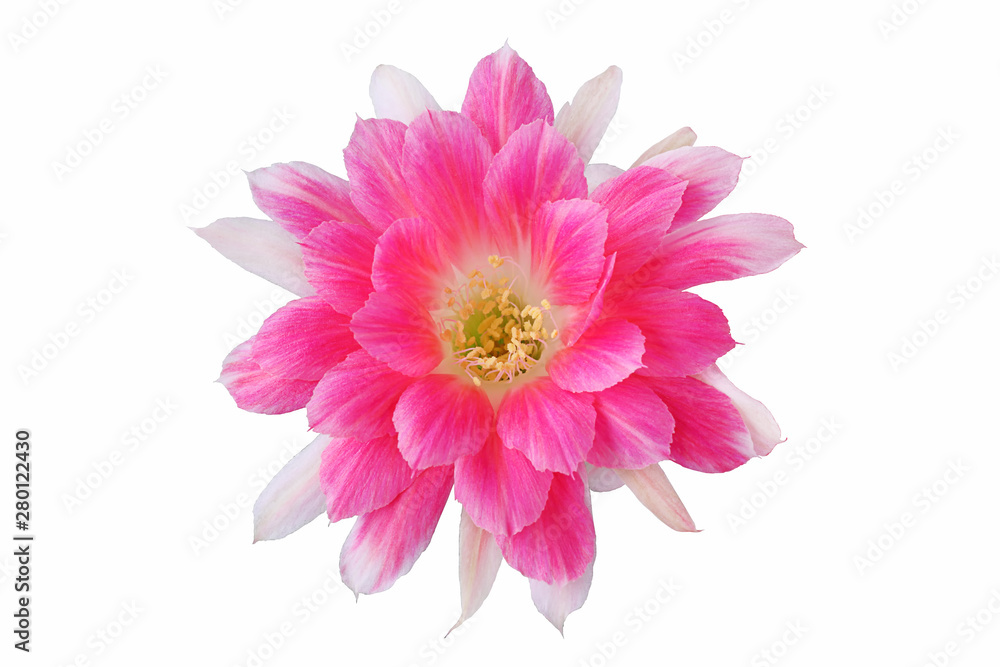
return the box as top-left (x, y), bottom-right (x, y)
top-left (253, 434), bottom-right (330, 542)
top-left (370, 65), bottom-right (442, 124)
top-left (695, 364), bottom-right (783, 456)
top-left (616, 464), bottom-right (697, 532)
top-left (632, 126), bottom-right (697, 167)
top-left (194, 217), bottom-right (315, 297)
top-left (554, 66), bottom-right (623, 164)
top-left (584, 163), bottom-right (624, 194)
top-left (450, 509), bottom-right (503, 633)
top-left (530, 561), bottom-right (593, 635)
top-left (586, 463), bottom-right (624, 491)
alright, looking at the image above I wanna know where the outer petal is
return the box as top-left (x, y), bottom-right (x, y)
top-left (350, 289), bottom-right (442, 377)
top-left (590, 166), bottom-right (687, 277)
top-left (643, 376), bottom-right (756, 473)
top-left (344, 117), bottom-right (415, 234)
top-left (369, 64), bottom-right (441, 124)
top-left (451, 509), bottom-right (504, 632)
top-left (695, 364), bottom-right (782, 456)
top-left (643, 146), bottom-right (743, 228)
top-left (497, 470), bottom-right (596, 585)
top-left (530, 199), bottom-right (608, 305)
top-left (554, 65), bottom-right (623, 164)
top-left (497, 377), bottom-right (596, 474)
top-left (586, 464), bottom-right (624, 492)
top-left (252, 296), bottom-right (358, 381)
top-left (193, 217), bottom-right (314, 297)
top-left (307, 350), bottom-right (413, 440)
top-left (320, 434), bottom-right (415, 522)
top-left (393, 375), bottom-right (493, 470)
top-left (340, 465), bottom-right (453, 596)
top-left (547, 318), bottom-right (645, 393)
top-left (371, 217), bottom-right (453, 307)
top-left (301, 220), bottom-right (378, 315)
top-left (631, 126), bottom-right (697, 167)
top-left (252, 434), bottom-right (329, 542)
top-left (454, 430), bottom-right (554, 536)
top-left (616, 464), bottom-right (697, 532)
top-left (247, 162), bottom-right (367, 240)
top-left (584, 163), bottom-right (624, 193)
top-left (648, 213), bottom-right (803, 291)
top-left (462, 44), bottom-right (554, 154)
top-left (587, 377), bottom-right (675, 469)
top-left (531, 562), bottom-right (593, 635)
top-left (218, 338), bottom-right (316, 414)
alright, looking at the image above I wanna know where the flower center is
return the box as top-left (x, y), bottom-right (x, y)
top-left (438, 255), bottom-right (558, 386)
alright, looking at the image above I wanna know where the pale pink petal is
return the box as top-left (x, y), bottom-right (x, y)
top-left (497, 377), bottom-right (596, 474)
top-left (462, 43), bottom-right (554, 153)
top-left (218, 338), bottom-right (316, 414)
top-left (483, 119), bottom-right (587, 249)
top-left (247, 162), bottom-right (368, 240)
top-left (554, 65), bottom-right (623, 164)
top-left (497, 470), bottom-right (596, 584)
top-left (530, 199), bottom-right (608, 306)
top-left (252, 434), bottom-right (329, 541)
top-left (530, 562), bottom-right (593, 635)
top-left (643, 376), bottom-right (756, 472)
top-left (307, 350), bottom-right (413, 440)
top-left (584, 163), bottom-right (624, 193)
top-left (193, 217), bottom-right (314, 297)
top-left (631, 126), bottom-right (697, 167)
top-left (586, 464), bottom-right (624, 492)
top-left (649, 213), bottom-right (804, 290)
top-left (320, 434), bottom-right (415, 522)
top-left (559, 253), bottom-right (616, 348)
top-left (451, 509), bottom-right (504, 632)
top-left (695, 364), bottom-right (782, 456)
top-left (393, 374), bottom-right (493, 469)
top-left (350, 289), bottom-right (442, 377)
top-left (344, 117), bottom-right (415, 234)
top-left (340, 465), bottom-right (453, 596)
top-left (590, 166), bottom-right (687, 277)
top-left (369, 64), bottom-right (441, 124)
top-left (252, 297), bottom-right (358, 381)
top-left (588, 377), bottom-right (674, 469)
top-left (616, 464), bottom-right (697, 532)
top-left (371, 217), bottom-right (454, 306)
top-left (301, 220), bottom-right (379, 315)
top-left (454, 430), bottom-right (553, 536)
top-left (643, 146), bottom-right (743, 228)
top-left (401, 110), bottom-right (492, 244)
top-left (547, 318), bottom-right (645, 393)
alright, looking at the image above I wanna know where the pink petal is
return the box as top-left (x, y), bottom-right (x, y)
top-left (393, 374), bottom-right (493, 470)
top-left (590, 166), bottom-right (687, 277)
top-left (401, 110), bottom-right (493, 244)
top-left (588, 377), bottom-right (675, 469)
top-left (554, 65), bottom-right (623, 164)
top-left (247, 162), bottom-right (367, 240)
top-left (252, 296), bottom-right (358, 381)
top-left (497, 470), bottom-right (596, 585)
top-left (530, 562), bottom-right (593, 635)
top-left (320, 434), bottom-right (415, 522)
top-left (371, 217), bottom-right (454, 307)
top-left (461, 43), bottom-right (554, 154)
top-left (218, 338), bottom-right (316, 414)
top-left (616, 464), bottom-right (697, 532)
top-left (369, 64), bottom-right (441, 124)
top-left (530, 198), bottom-right (608, 306)
top-left (547, 318), bottom-right (645, 393)
top-left (344, 117), bottom-right (415, 234)
top-left (643, 146), bottom-right (743, 228)
top-left (584, 163), bottom-right (624, 193)
top-left (350, 289), bottom-right (442, 377)
top-left (643, 376), bottom-right (755, 473)
top-left (452, 509), bottom-right (503, 632)
top-left (497, 377), bottom-right (596, 474)
top-left (252, 434), bottom-right (329, 542)
top-left (193, 217), bottom-right (314, 297)
top-left (340, 465), bottom-right (453, 595)
top-left (454, 430), bottom-right (554, 536)
top-left (586, 464), bottom-right (624, 492)
top-left (483, 119), bottom-right (587, 249)
top-left (649, 213), bottom-right (804, 290)
top-left (307, 350), bottom-right (413, 440)
top-left (695, 364), bottom-right (782, 456)
top-left (559, 252), bottom-right (616, 348)
top-left (301, 220), bottom-right (378, 315)
top-left (631, 126), bottom-right (697, 167)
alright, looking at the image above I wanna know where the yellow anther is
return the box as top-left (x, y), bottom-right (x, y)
top-left (440, 329), bottom-right (454, 342)
top-left (488, 254), bottom-right (505, 268)
top-left (477, 316), bottom-right (496, 334)
top-left (483, 339), bottom-right (495, 354)
top-left (551, 329), bottom-right (559, 338)
top-left (444, 287), bottom-right (453, 294)
top-left (540, 299), bottom-right (551, 310)
top-left (472, 376), bottom-right (482, 387)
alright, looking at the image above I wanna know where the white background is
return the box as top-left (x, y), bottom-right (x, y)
top-left (3, 0), bottom-right (999, 665)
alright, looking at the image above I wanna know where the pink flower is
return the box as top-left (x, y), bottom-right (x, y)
top-left (197, 45), bottom-right (802, 631)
